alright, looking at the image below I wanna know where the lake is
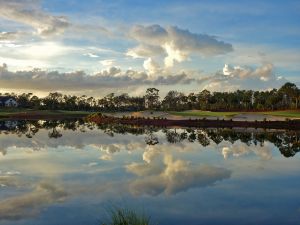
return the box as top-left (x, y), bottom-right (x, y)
top-left (0, 120), bottom-right (299, 225)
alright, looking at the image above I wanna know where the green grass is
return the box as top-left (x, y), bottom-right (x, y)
top-left (50, 110), bottom-right (91, 115)
top-left (170, 110), bottom-right (240, 118)
top-left (260, 110), bottom-right (300, 118)
top-left (170, 110), bottom-right (300, 118)
top-left (102, 207), bottom-right (153, 225)
top-left (0, 108), bottom-right (91, 118)
top-left (0, 108), bottom-right (33, 115)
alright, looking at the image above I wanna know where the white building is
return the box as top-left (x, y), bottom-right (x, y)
top-left (0, 96), bottom-right (18, 107)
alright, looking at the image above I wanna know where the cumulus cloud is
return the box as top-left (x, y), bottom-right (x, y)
top-left (127, 152), bottom-right (231, 196)
top-left (0, 61), bottom-right (288, 94)
top-left (0, 0), bottom-right (69, 37)
top-left (126, 44), bottom-right (164, 59)
top-left (130, 24), bottom-right (169, 46)
top-left (222, 63), bottom-right (274, 81)
top-left (143, 58), bottom-right (161, 74)
top-left (201, 63), bottom-right (287, 91)
top-left (0, 31), bottom-right (23, 41)
top-left (128, 24), bottom-right (233, 68)
top-left (100, 59), bottom-right (115, 67)
top-left (0, 64), bottom-right (197, 92)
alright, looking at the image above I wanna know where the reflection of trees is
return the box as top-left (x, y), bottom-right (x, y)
top-left (0, 120), bottom-right (299, 158)
top-left (197, 130), bottom-right (210, 147)
top-left (160, 128), bottom-right (300, 157)
top-left (97, 123), bottom-right (148, 137)
top-left (145, 127), bottom-right (159, 145)
top-left (48, 128), bottom-right (62, 138)
top-left (277, 132), bottom-right (300, 157)
top-left (0, 119), bottom-right (86, 139)
top-left (186, 128), bottom-right (196, 142)
top-left (163, 129), bottom-right (185, 143)
top-left (207, 129), bottom-right (223, 145)
top-left (25, 123), bottom-right (39, 138)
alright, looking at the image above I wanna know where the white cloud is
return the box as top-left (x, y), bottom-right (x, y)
top-left (128, 24), bottom-right (233, 69)
top-left (222, 63), bottom-right (274, 81)
top-left (0, 41), bottom-right (77, 62)
top-left (143, 58), bottom-right (161, 74)
top-left (0, 31), bottom-right (22, 41)
top-left (201, 63), bottom-right (287, 91)
top-left (223, 64), bottom-right (232, 76)
top-left (163, 43), bottom-right (188, 68)
top-left (83, 53), bottom-right (100, 58)
top-left (126, 44), bottom-right (164, 59)
top-left (22, 42), bottom-right (75, 59)
top-left (0, 0), bottom-right (69, 37)
top-left (100, 59), bottom-right (115, 67)
top-left (129, 24), bottom-right (168, 46)
top-left (0, 64), bottom-right (197, 93)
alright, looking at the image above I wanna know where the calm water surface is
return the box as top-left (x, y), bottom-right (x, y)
top-left (0, 120), bottom-right (299, 225)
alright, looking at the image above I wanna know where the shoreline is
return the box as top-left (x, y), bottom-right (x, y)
top-left (0, 110), bottom-right (90, 120)
top-left (0, 110), bottom-right (299, 130)
top-left (86, 113), bottom-right (300, 130)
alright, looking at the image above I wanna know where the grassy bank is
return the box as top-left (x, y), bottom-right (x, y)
top-left (87, 113), bottom-right (300, 130)
top-left (0, 109), bottom-right (90, 120)
top-left (170, 111), bottom-right (240, 117)
top-left (1, 108), bottom-right (300, 120)
top-left (170, 110), bottom-right (300, 118)
top-left (261, 110), bottom-right (300, 118)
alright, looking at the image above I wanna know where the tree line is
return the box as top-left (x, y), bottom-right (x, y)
top-left (1, 82), bottom-right (299, 111)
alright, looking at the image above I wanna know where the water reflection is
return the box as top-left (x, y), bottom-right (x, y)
top-left (0, 120), bottom-right (299, 158)
top-left (0, 120), bottom-right (299, 225)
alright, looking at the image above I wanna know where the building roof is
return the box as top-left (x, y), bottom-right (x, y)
top-left (0, 96), bottom-right (17, 102)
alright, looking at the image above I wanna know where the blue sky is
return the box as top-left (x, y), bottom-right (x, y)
top-left (0, 0), bottom-right (299, 96)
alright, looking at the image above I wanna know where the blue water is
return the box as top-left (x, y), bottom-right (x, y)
top-left (0, 121), bottom-right (299, 225)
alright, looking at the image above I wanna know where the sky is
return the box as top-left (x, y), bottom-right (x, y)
top-left (0, 0), bottom-right (299, 97)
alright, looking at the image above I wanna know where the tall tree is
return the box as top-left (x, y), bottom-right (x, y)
top-left (279, 82), bottom-right (300, 109)
top-left (145, 88), bottom-right (160, 110)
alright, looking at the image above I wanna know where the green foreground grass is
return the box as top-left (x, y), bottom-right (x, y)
top-left (102, 207), bottom-right (152, 225)
top-left (170, 110), bottom-right (300, 118)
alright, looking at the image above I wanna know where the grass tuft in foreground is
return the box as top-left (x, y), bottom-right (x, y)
top-left (101, 207), bottom-right (153, 225)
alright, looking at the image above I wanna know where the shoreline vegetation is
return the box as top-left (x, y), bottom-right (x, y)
top-left (85, 112), bottom-right (300, 130)
top-left (0, 109), bottom-right (300, 129)
top-left (0, 108), bottom-right (300, 119)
